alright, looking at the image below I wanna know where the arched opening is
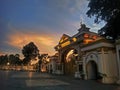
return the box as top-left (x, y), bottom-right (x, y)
top-left (86, 61), bottom-right (98, 80)
top-left (62, 49), bottom-right (78, 75)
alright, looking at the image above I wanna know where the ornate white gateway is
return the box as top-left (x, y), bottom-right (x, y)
top-left (55, 24), bottom-right (119, 84)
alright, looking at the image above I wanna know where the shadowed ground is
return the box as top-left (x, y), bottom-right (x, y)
top-left (0, 70), bottom-right (119, 90)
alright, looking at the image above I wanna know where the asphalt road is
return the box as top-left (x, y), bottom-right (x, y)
top-left (0, 70), bottom-right (119, 90)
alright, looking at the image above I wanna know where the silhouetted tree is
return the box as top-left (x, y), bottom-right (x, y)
top-left (0, 55), bottom-right (8, 65)
top-left (22, 42), bottom-right (39, 65)
top-left (15, 54), bottom-right (22, 65)
top-left (86, 0), bottom-right (120, 40)
top-left (38, 54), bottom-right (42, 72)
top-left (9, 54), bottom-right (15, 65)
top-left (7, 54), bottom-right (20, 65)
top-left (0, 54), bottom-right (22, 66)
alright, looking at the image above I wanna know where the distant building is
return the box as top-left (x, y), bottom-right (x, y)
top-left (47, 53), bottom-right (61, 74)
top-left (54, 23), bottom-right (119, 84)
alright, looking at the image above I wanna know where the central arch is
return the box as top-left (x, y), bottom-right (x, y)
top-left (86, 61), bottom-right (98, 80)
top-left (61, 49), bottom-right (78, 75)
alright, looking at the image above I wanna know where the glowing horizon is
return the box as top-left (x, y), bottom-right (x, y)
top-left (0, 0), bottom-right (105, 57)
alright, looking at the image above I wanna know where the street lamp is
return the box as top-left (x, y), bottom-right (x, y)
top-left (7, 62), bottom-right (10, 70)
top-left (7, 62), bottom-right (10, 66)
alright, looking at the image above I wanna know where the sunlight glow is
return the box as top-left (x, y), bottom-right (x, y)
top-left (84, 39), bottom-right (93, 44)
top-left (72, 37), bottom-right (77, 42)
top-left (28, 72), bottom-right (33, 78)
top-left (61, 41), bottom-right (70, 47)
top-left (66, 50), bottom-right (74, 63)
top-left (6, 31), bottom-right (58, 55)
top-left (30, 57), bottom-right (39, 65)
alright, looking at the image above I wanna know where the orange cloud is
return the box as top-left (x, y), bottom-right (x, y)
top-left (6, 30), bottom-right (59, 55)
top-left (0, 51), bottom-right (5, 56)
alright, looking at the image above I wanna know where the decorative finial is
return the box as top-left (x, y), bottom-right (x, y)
top-left (78, 16), bottom-right (90, 32)
top-left (80, 16), bottom-right (83, 27)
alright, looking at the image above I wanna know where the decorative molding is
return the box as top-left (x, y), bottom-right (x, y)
top-left (84, 52), bottom-right (98, 64)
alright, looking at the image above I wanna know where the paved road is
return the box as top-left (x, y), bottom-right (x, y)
top-left (0, 70), bottom-right (119, 90)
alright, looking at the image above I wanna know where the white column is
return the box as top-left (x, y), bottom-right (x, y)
top-left (83, 55), bottom-right (87, 80)
top-left (116, 45), bottom-right (120, 84)
top-left (101, 48), bottom-right (107, 83)
top-left (74, 61), bottom-right (81, 78)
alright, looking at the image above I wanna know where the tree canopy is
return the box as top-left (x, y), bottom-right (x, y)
top-left (86, 0), bottom-right (120, 40)
top-left (0, 54), bottom-right (21, 65)
top-left (22, 42), bottom-right (39, 65)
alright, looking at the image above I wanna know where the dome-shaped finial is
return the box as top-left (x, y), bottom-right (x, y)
top-left (78, 23), bottom-right (90, 32)
top-left (78, 16), bottom-right (90, 32)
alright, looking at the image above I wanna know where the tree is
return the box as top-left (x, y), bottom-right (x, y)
top-left (0, 54), bottom-right (22, 66)
top-left (22, 42), bottom-right (39, 65)
top-left (37, 54), bottom-right (49, 72)
top-left (0, 55), bottom-right (8, 65)
top-left (14, 54), bottom-right (22, 65)
top-left (9, 54), bottom-right (15, 65)
top-left (7, 54), bottom-right (21, 65)
top-left (86, 0), bottom-right (120, 40)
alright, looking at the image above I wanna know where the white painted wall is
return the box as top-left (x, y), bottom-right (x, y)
top-left (101, 50), bottom-right (118, 83)
top-left (83, 48), bottom-right (118, 84)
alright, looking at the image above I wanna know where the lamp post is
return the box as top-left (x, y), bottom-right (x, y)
top-left (7, 62), bottom-right (10, 66)
top-left (7, 62), bottom-right (10, 70)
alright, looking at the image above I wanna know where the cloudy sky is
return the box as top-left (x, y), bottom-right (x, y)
top-left (0, 0), bottom-right (105, 57)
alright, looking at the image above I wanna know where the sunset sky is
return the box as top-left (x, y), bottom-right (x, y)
top-left (0, 0), bottom-right (105, 58)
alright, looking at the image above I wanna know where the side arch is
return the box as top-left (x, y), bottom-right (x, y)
top-left (83, 52), bottom-right (99, 80)
top-left (86, 61), bottom-right (98, 80)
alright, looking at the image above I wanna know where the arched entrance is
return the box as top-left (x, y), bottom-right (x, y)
top-left (86, 61), bottom-right (98, 80)
top-left (62, 49), bottom-right (77, 75)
